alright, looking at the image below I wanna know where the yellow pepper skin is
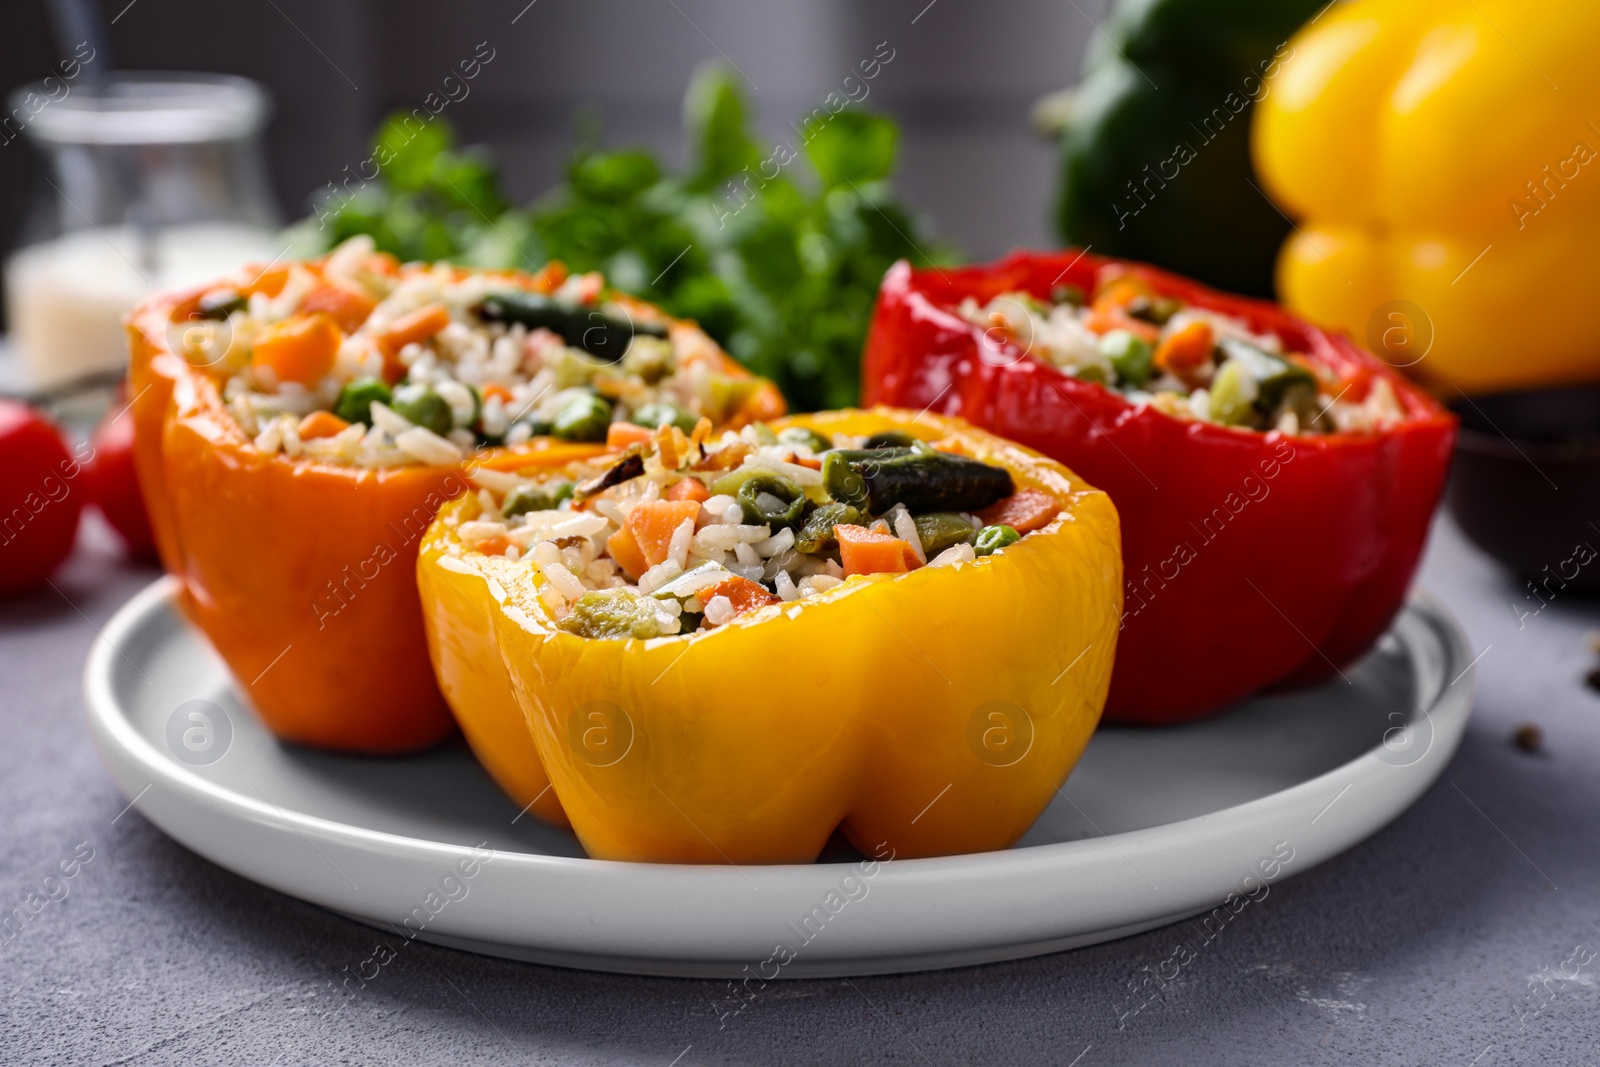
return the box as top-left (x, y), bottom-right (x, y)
top-left (418, 502), bottom-right (573, 827)
top-left (1254, 0), bottom-right (1600, 393)
top-left (420, 409), bottom-right (1122, 863)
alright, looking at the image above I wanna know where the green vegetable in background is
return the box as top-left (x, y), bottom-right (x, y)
top-left (294, 65), bottom-right (953, 411)
top-left (1044, 0), bottom-right (1324, 298)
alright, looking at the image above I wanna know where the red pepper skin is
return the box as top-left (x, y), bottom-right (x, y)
top-left (863, 251), bottom-right (1457, 723)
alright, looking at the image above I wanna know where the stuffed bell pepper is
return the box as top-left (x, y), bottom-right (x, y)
top-left (862, 252), bottom-right (1455, 723)
top-left (417, 409), bottom-right (1121, 860)
top-left (127, 237), bottom-right (782, 755)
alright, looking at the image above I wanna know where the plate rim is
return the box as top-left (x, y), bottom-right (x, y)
top-left (84, 576), bottom-right (1474, 977)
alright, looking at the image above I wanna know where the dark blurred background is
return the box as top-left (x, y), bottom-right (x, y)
top-left (0, 0), bottom-right (1110, 311)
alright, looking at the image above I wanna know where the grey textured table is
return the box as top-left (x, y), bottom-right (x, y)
top-left (4, 511), bottom-right (1597, 1066)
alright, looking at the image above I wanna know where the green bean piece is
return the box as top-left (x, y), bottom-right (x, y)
top-left (862, 430), bottom-right (918, 450)
top-left (333, 377), bottom-right (392, 426)
top-left (736, 472), bottom-right (807, 529)
top-left (913, 512), bottom-right (979, 555)
top-left (630, 401), bottom-right (696, 433)
top-left (1126, 295), bottom-right (1182, 327)
top-left (1099, 329), bottom-right (1154, 387)
top-left (476, 291), bottom-right (666, 362)
top-left (1216, 338), bottom-right (1315, 413)
top-left (777, 426), bottom-right (834, 453)
top-left (827, 448), bottom-right (1013, 515)
top-left (502, 480), bottom-right (574, 517)
top-left (558, 589), bottom-right (677, 640)
top-left (794, 502), bottom-right (863, 554)
top-left (1208, 360), bottom-right (1259, 428)
top-left (822, 449), bottom-right (880, 508)
top-left (391, 384), bottom-right (453, 436)
top-left (550, 393), bottom-right (614, 442)
top-left (197, 290), bottom-right (246, 320)
top-left (974, 525), bottom-right (1020, 556)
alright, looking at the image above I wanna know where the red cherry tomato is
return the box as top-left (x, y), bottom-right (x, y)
top-left (0, 400), bottom-right (84, 596)
top-left (87, 395), bottom-right (157, 560)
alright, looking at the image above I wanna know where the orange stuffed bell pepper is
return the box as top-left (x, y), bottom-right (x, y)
top-left (418, 408), bottom-right (1122, 862)
top-left (127, 236), bottom-right (782, 755)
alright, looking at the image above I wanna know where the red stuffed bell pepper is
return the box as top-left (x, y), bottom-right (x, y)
top-left (863, 251), bottom-right (1455, 723)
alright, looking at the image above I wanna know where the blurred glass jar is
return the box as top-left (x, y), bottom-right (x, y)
top-left (4, 73), bottom-right (281, 389)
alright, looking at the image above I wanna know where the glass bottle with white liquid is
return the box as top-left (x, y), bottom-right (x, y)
top-left (4, 73), bottom-right (282, 389)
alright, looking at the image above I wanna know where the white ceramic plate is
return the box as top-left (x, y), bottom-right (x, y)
top-left (85, 577), bottom-right (1471, 978)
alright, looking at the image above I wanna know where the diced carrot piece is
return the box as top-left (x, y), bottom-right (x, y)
top-left (1091, 273), bottom-right (1154, 314)
top-left (363, 252), bottom-right (400, 277)
top-left (657, 425), bottom-right (691, 470)
top-left (475, 535), bottom-right (510, 557)
top-left (1084, 308), bottom-right (1161, 344)
top-left (978, 488), bottom-right (1059, 535)
top-left (785, 452), bottom-right (823, 471)
top-left (527, 261), bottom-right (567, 293)
top-left (301, 282), bottom-right (378, 332)
top-left (1154, 320), bottom-right (1214, 386)
top-left (252, 313), bottom-right (342, 386)
top-left (240, 265), bottom-right (290, 298)
top-left (688, 417), bottom-right (713, 450)
top-left (375, 303), bottom-right (452, 383)
top-left (625, 500), bottom-right (702, 568)
top-left (480, 383), bottom-right (513, 405)
top-left (836, 524), bottom-right (919, 577)
top-left (694, 441), bottom-right (751, 472)
top-left (606, 422), bottom-right (655, 450)
top-left (296, 410), bottom-right (351, 440)
top-left (666, 477), bottom-right (710, 503)
top-left (702, 575), bottom-right (780, 621)
top-left (927, 435), bottom-right (971, 456)
top-left (606, 525), bottom-right (649, 582)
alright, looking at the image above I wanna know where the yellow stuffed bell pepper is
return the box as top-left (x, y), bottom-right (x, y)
top-left (1254, 0), bottom-right (1600, 393)
top-left (417, 408), bottom-right (1122, 862)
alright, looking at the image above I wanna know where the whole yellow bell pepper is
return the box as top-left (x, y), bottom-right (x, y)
top-left (417, 408), bottom-right (1122, 863)
top-left (1254, 0), bottom-right (1600, 393)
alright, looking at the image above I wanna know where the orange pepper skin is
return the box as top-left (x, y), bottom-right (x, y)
top-left (419, 408), bottom-right (1123, 863)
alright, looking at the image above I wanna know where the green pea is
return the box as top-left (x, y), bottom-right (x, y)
top-left (777, 426), bottom-right (833, 453)
top-left (550, 393), bottom-right (613, 442)
top-left (913, 512), bottom-right (979, 555)
top-left (197, 290), bottom-right (246, 320)
top-left (737, 472), bottom-right (807, 529)
top-left (974, 524), bottom-right (1020, 556)
top-left (333, 377), bottom-right (392, 426)
top-left (630, 401), bottom-right (696, 434)
top-left (391, 383), bottom-right (453, 435)
top-left (1099, 330), bottom-right (1154, 387)
top-left (863, 430), bottom-right (918, 450)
